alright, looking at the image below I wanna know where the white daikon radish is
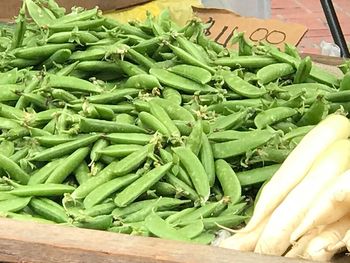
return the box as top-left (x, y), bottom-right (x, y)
top-left (303, 215), bottom-right (350, 261)
top-left (255, 139), bottom-right (350, 255)
top-left (285, 227), bottom-right (324, 258)
top-left (242, 114), bottom-right (350, 233)
top-left (328, 229), bottom-right (350, 251)
top-left (291, 169), bottom-right (350, 242)
top-left (219, 217), bottom-right (268, 251)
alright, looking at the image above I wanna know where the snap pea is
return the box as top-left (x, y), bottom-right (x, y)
top-left (293, 56), bottom-right (312, 84)
top-left (172, 147), bottom-right (210, 203)
top-left (71, 144), bottom-right (153, 199)
top-left (191, 232), bottom-right (216, 245)
top-left (34, 134), bottom-right (89, 147)
top-left (28, 158), bottom-right (62, 185)
top-left (213, 130), bottom-right (275, 159)
top-left (74, 160), bottom-right (90, 185)
top-left (10, 184), bottom-right (75, 197)
top-left (47, 31), bottom-right (99, 45)
top-left (144, 212), bottom-right (190, 242)
top-left (49, 18), bottom-right (106, 33)
top-left (105, 133), bottom-right (153, 145)
top-left (254, 107), bottom-right (298, 129)
top-left (118, 59), bottom-right (147, 76)
top-left (168, 64), bottom-right (212, 85)
top-left (55, 8), bottom-right (99, 24)
top-left (340, 72), bottom-right (350, 91)
top-left (0, 197), bottom-right (31, 212)
top-left (199, 133), bottom-right (215, 187)
top-left (85, 88), bottom-right (139, 104)
top-left (214, 56), bottom-right (277, 68)
top-left (256, 63), bottom-right (295, 85)
top-left (186, 120), bottom-right (203, 156)
top-left (30, 134), bottom-right (100, 161)
top-left (40, 49), bottom-right (72, 69)
top-left (0, 153), bottom-right (29, 184)
top-left (211, 109), bottom-right (249, 132)
top-left (90, 139), bottom-right (109, 163)
top-left (139, 111), bottom-right (170, 136)
top-left (127, 48), bottom-right (156, 70)
top-left (151, 98), bottom-right (195, 122)
top-left (224, 72), bottom-right (266, 98)
top-left (45, 147), bottom-right (90, 184)
top-left (296, 97), bottom-right (328, 126)
top-left (114, 163), bottom-right (173, 207)
top-left (84, 173), bottom-right (140, 209)
top-left (236, 164), bottom-right (281, 186)
top-left (215, 159), bottom-right (241, 204)
top-left (124, 74), bottom-right (161, 90)
top-left (79, 118), bottom-right (146, 134)
top-left (150, 68), bottom-right (216, 94)
top-left (219, 202), bottom-right (247, 217)
top-left (162, 87), bottom-right (182, 105)
top-left (84, 202), bottom-right (116, 217)
top-left (153, 181), bottom-right (177, 197)
top-left (13, 43), bottom-right (75, 60)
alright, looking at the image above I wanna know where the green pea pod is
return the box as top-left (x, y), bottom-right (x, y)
top-left (26, 0), bottom-right (54, 27)
top-left (237, 164), bottom-right (281, 187)
top-left (0, 197), bottom-right (31, 212)
top-left (124, 74), bottom-right (161, 90)
top-left (199, 133), bottom-right (215, 187)
top-left (51, 88), bottom-right (78, 103)
top-left (224, 72), bottom-right (266, 98)
top-left (13, 43), bottom-right (75, 60)
top-left (168, 64), bottom-right (212, 85)
top-left (186, 120), bottom-right (203, 156)
top-left (176, 35), bottom-right (211, 64)
top-left (115, 114), bottom-right (136, 125)
top-left (49, 18), bottom-right (106, 33)
top-left (30, 134), bottom-right (100, 161)
top-left (293, 56), bottom-right (312, 84)
top-left (46, 74), bottom-right (103, 94)
top-left (118, 59), bottom-right (147, 77)
top-left (340, 72), bottom-right (350, 91)
top-left (214, 56), bottom-right (277, 68)
top-left (79, 118), bottom-right (146, 134)
top-left (85, 88), bottom-right (139, 104)
top-left (149, 100), bottom-right (181, 138)
top-left (56, 8), bottom-right (98, 24)
top-left (177, 221), bottom-right (204, 239)
top-left (284, 43), bottom-right (301, 59)
top-left (40, 49), bottom-right (72, 69)
top-left (84, 173), bottom-right (140, 209)
top-left (296, 96), bottom-right (329, 126)
top-left (213, 130), bottom-right (275, 159)
top-left (74, 160), bottom-right (90, 185)
top-left (35, 134), bottom-right (89, 147)
top-left (11, 2), bottom-right (26, 49)
top-left (325, 90), bottom-right (350, 102)
top-left (178, 202), bottom-right (223, 224)
top-left (127, 48), bottom-right (156, 70)
top-left (219, 202), bottom-right (247, 217)
top-left (73, 214), bottom-right (113, 230)
top-left (84, 202), bottom-right (116, 217)
top-left (139, 111), bottom-right (170, 136)
top-left (56, 61), bottom-right (79, 76)
top-left (45, 147), bottom-right (90, 184)
top-left (254, 107), bottom-right (298, 129)
top-left (28, 158), bottom-right (63, 185)
top-left (10, 184), bottom-right (75, 197)
top-left (215, 159), bottom-right (241, 204)
top-left (167, 43), bottom-right (214, 74)
top-left (172, 147), bottom-right (210, 203)
top-left (153, 181), bottom-right (177, 197)
top-left (114, 163), bottom-right (173, 207)
top-left (163, 88), bottom-right (182, 105)
top-left (30, 198), bottom-right (68, 223)
top-left (90, 139), bottom-right (109, 163)
top-left (165, 207), bottom-right (197, 225)
top-left (151, 98), bottom-right (195, 122)
top-left (145, 211), bottom-right (190, 242)
top-left (0, 153), bottom-right (29, 184)
top-left (257, 63), bottom-right (295, 85)
top-left (191, 232), bottom-right (215, 245)
top-left (150, 68), bottom-right (216, 94)
top-left (208, 129), bottom-right (271, 143)
top-left (211, 109), bottom-right (249, 132)
top-left (106, 133), bottom-right (153, 145)
top-left (71, 144), bottom-right (154, 199)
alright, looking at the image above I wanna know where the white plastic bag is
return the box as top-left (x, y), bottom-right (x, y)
top-left (320, 41), bottom-right (341, 57)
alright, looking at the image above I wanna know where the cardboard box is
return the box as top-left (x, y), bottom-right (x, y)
top-left (0, 0), bottom-right (151, 21)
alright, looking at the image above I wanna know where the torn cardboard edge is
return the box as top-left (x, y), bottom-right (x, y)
top-left (192, 6), bottom-right (308, 49)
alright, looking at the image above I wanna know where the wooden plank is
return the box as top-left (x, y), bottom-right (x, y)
top-left (301, 53), bottom-right (347, 66)
top-left (0, 217), bottom-right (315, 263)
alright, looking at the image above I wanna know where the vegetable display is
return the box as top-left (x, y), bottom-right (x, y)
top-left (0, 0), bottom-right (348, 253)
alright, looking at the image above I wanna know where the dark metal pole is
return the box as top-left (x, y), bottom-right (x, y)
top-left (320, 0), bottom-right (350, 58)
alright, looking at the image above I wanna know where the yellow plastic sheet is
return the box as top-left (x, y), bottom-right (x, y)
top-left (104, 0), bottom-right (202, 26)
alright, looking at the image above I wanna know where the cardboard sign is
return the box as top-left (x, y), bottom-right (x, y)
top-left (193, 7), bottom-right (308, 48)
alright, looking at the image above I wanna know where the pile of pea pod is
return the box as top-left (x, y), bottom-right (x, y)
top-left (0, 0), bottom-right (348, 244)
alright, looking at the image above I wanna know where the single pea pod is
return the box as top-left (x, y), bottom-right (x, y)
top-left (162, 88), bottom-right (182, 105)
top-left (124, 74), bottom-right (161, 90)
top-left (30, 134), bottom-right (100, 161)
top-left (85, 88), bottom-right (139, 104)
top-left (40, 49), bottom-right (72, 69)
top-left (172, 147), bottom-right (210, 203)
top-left (79, 118), bottom-right (146, 134)
top-left (176, 202), bottom-right (223, 224)
top-left (186, 120), bottom-right (203, 156)
top-left (97, 144), bottom-right (143, 158)
top-left (296, 96), bottom-right (329, 126)
top-left (325, 90), bottom-right (350, 102)
top-left (200, 133), bottom-right (215, 187)
top-left (340, 72), bottom-right (350, 91)
top-left (214, 56), bottom-right (277, 68)
top-left (13, 43), bottom-right (75, 60)
top-left (139, 111), bottom-right (170, 137)
top-left (114, 163), bottom-right (173, 207)
top-left (150, 68), bottom-right (216, 94)
top-left (0, 153), bottom-right (29, 184)
top-left (223, 72), bottom-right (266, 98)
top-left (144, 212), bottom-right (190, 242)
top-left (0, 197), bottom-right (31, 212)
top-left (10, 184), bottom-right (75, 197)
top-left (254, 107), bottom-right (298, 129)
top-left (215, 159), bottom-right (241, 204)
top-left (26, 0), bottom-right (53, 27)
top-left (151, 98), bottom-right (195, 122)
top-left (84, 202), bottom-right (116, 217)
top-left (237, 164), bottom-right (281, 186)
top-left (105, 133), bottom-right (153, 145)
top-left (164, 174), bottom-right (199, 202)
top-left (30, 197), bottom-right (68, 223)
top-left (49, 18), bottom-right (106, 33)
top-left (211, 108), bottom-right (249, 132)
top-left (169, 64), bottom-right (212, 85)
top-left (28, 158), bottom-right (63, 185)
top-left (45, 147), bottom-right (90, 184)
top-left (256, 63), bottom-right (295, 85)
top-left (212, 130), bottom-right (275, 159)
top-left (293, 56), bottom-right (312, 84)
